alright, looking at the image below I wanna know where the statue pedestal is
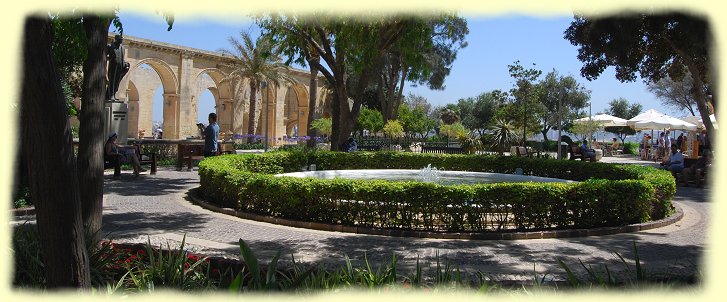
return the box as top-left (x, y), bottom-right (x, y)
top-left (104, 100), bottom-right (129, 144)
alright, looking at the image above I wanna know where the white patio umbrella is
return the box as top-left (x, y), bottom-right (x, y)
top-left (633, 114), bottom-right (697, 131)
top-left (680, 114), bottom-right (718, 130)
top-left (574, 113), bottom-right (628, 127)
top-left (626, 109), bottom-right (666, 128)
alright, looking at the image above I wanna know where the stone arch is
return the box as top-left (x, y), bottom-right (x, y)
top-left (127, 58), bottom-right (179, 95)
top-left (125, 58), bottom-right (180, 138)
top-left (126, 81), bottom-right (141, 138)
top-left (281, 84), bottom-right (310, 137)
top-left (194, 68), bottom-right (234, 135)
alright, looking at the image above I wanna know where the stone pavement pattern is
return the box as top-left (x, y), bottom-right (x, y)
top-left (101, 154), bottom-right (710, 282)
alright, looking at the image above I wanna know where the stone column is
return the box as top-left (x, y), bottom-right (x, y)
top-left (177, 52), bottom-right (196, 138)
top-left (218, 97), bottom-right (233, 136)
top-left (162, 93), bottom-right (179, 138)
top-left (127, 97), bottom-right (140, 138)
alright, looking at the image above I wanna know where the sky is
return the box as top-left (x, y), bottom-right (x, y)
top-left (115, 11), bottom-right (674, 124)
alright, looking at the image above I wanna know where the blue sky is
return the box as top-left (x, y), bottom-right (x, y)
top-left (116, 11), bottom-right (671, 123)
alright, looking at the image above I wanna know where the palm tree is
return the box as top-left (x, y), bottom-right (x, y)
top-left (219, 31), bottom-right (296, 143)
top-left (488, 118), bottom-right (520, 155)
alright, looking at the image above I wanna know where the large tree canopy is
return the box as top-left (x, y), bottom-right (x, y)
top-left (257, 13), bottom-right (468, 150)
top-left (647, 71), bottom-right (702, 116)
top-left (564, 12), bottom-right (715, 134)
top-left (604, 97), bottom-right (642, 143)
top-left (535, 70), bottom-right (591, 143)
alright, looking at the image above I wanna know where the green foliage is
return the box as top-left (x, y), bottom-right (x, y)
top-left (536, 70), bottom-right (591, 142)
top-left (564, 13), bottom-right (716, 134)
top-left (438, 105), bottom-right (460, 125)
top-left (199, 151), bottom-right (675, 233)
top-left (355, 106), bottom-right (384, 136)
top-left (398, 105), bottom-right (436, 138)
top-left (218, 31), bottom-right (296, 140)
top-left (507, 60), bottom-right (544, 144)
top-left (605, 97), bottom-right (642, 120)
top-left (439, 122), bottom-right (466, 139)
top-left (623, 142), bottom-right (639, 155)
top-left (456, 91), bottom-right (504, 134)
top-left (383, 120), bottom-right (405, 138)
top-left (570, 120), bottom-right (602, 140)
top-left (12, 224), bottom-right (46, 288)
top-left (604, 98), bottom-right (641, 142)
top-left (13, 186), bottom-right (32, 208)
top-left (487, 118), bottom-right (520, 155)
top-left (647, 72), bottom-right (701, 116)
top-left (122, 236), bottom-right (214, 291)
top-left (310, 118), bottom-right (332, 137)
top-left (257, 13), bottom-right (469, 148)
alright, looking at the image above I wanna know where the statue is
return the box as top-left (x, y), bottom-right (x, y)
top-left (107, 35), bottom-right (130, 101)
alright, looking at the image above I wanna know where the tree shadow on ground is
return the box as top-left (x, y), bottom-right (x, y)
top-left (103, 172), bottom-right (198, 197)
top-left (102, 210), bottom-right (209, 239)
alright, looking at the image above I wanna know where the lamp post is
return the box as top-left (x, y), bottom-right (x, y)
top-left (262, 81), bottom-right (269, 152)
top-left (557, 88), bottom-right (563, 160)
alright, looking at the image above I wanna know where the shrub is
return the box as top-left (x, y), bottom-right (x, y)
top-left (199, 151), bottom-right (675, 233)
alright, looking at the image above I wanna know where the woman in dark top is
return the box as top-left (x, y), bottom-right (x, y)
top-left (105, 133), bottom-right (145, 177)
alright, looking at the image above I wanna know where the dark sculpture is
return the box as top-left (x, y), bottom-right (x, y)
top-left (107, 35), bottom-right (130, 101)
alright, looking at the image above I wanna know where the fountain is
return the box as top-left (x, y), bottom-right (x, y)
top-left (276, 167), bottom-right (573, 185)
top-left (418, 164), bottom-right (442, 183)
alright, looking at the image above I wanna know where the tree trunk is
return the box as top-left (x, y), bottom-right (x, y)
top-left (306, 57), bottom-right (319, 148)
top-left (393, 63), bottom-right (407, 120)
top-left (377, 74), bottom-right (389, 122)
top-left (330, 86), bottom-right (351, 151)
top-left (78, 15), bottom-right (110, 246)
top-left (247, 81), bottom-right (258, 144)
top-left (686, 67), bottom-right (715, 135)
top-left (540, 127), bottom-right (551, 145)
top-left (21, 16), bottom-right (90, 289)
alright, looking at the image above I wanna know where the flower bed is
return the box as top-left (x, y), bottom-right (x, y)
top-left (199, 151), bottom-right (675, 233)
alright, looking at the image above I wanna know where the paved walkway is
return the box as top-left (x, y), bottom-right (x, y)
top-left (97, 153), bottom-right (709, 282)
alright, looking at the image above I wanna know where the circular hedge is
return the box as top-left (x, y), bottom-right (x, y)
top-left (198, 150), bottom-right (676, 233)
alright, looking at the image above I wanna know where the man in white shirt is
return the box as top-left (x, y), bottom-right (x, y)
top-left (660, 144), bottom-right (684, 175)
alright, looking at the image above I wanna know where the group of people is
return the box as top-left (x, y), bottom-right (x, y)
top-left (659, 143), bottom-right (713, 187)
top-left (104, 112), bottom-right (220, 178)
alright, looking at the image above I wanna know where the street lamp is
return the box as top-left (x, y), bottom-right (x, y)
top-left (557, 88), bottom-right (563, 160)
top-left (262, 81), bottom-right (270, 152)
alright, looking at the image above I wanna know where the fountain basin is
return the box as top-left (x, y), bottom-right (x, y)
top-left (275, 169), bottom-right (575, 185)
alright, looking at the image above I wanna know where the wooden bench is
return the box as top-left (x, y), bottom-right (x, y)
top-left (675, 157), bottom-right (710, 187)
top-left (421, 146), bottom-right (465, 154)
top-left (515, 146), bottom-right (532, 158)
top-left (104, 144), bottom-right (157, 175)
top-left (569, 145), bottom-right (596, 162)
top-left (357, 145), bottom-right (381, 151)
top-left (178, 144), bottom-right (205, 171)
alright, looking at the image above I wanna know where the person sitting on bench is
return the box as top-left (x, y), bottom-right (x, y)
top-left (580, 139), bottom-right (596, 160)
top-left (105, 133), bottom-right (146, 177)
top-left (659, 144), bottom-right (684, 177)
top-left (681, 150), bottom-right (712, 187)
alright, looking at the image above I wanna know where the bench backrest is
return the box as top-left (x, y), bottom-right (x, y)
top-left (421, 146), bottom-right (464, 154)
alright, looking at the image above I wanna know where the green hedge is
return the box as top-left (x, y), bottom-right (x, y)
top-left (198, 151), bottom-right (676, 232)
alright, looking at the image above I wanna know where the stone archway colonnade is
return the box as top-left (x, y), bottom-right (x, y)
top-left (104, 34), bottom-right (332, 144)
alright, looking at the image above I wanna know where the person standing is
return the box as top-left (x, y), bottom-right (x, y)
top-left (657, 132), bottom-right (666, 160)
top-left (201, 113), bottom-right (220, 157)
top-left (106, 35), bottom-right (130, 101)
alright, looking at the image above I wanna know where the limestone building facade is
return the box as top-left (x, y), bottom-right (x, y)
top-left (97, 34), bottom-right (331, 144)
